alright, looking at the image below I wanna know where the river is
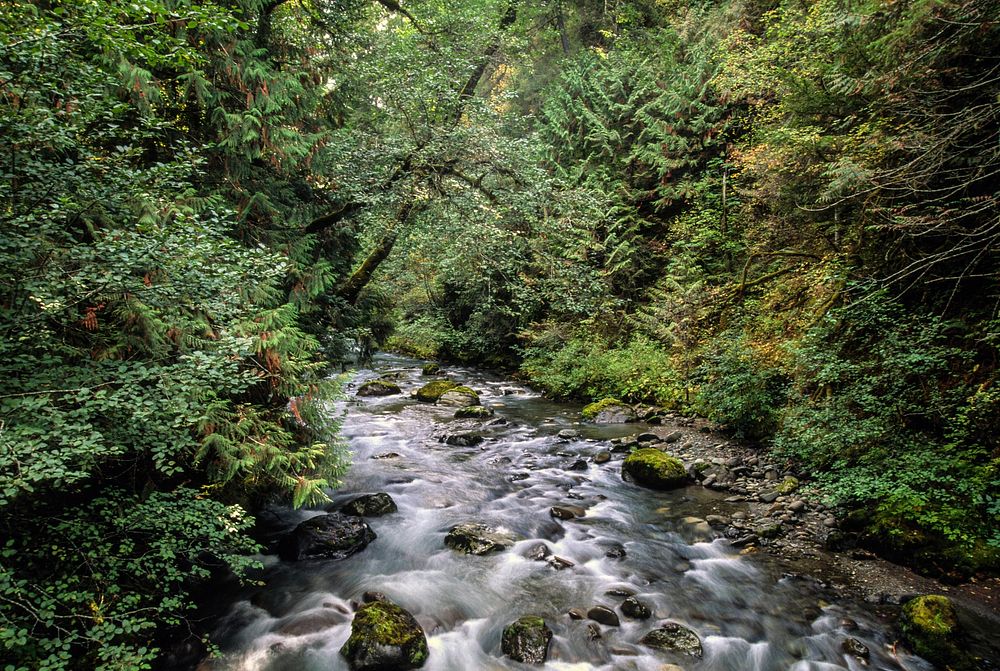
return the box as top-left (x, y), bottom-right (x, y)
top-left (202, 354), bottom-right (936, 671)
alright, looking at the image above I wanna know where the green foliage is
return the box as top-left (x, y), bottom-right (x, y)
top-left (773, 293), bottom-right (997, 566)
top-left (0, 0), bottom-right (356, 667)
top-left (695, 330), bottom-right (789, 440)
top-left (522, 334), bottom-right (681, 406)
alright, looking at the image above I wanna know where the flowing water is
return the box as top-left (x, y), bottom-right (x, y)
top-left (205, 354), bottom-right (934, 671)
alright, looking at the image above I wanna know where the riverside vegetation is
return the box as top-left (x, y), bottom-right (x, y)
top-left (1, 0), bottom-right (997, 668)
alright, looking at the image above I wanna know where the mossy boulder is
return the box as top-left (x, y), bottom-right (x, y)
top-left (640, 622), bottom-right (703, 658)
top-left (421, 363), bottom-right (441, 375)
top-left (444, 522), bottom-right (521, 555)
top-left (341, 493), bottom-right (397, 517)
top-left (415, 380), bottom-right (459, 402)
top-left (437, 386), bottom-right (480, 408)
top-left (900, 595), bottom-right (975, 670)
top-left (501, 616), bottom-right (552, 664)
top-left (278, 513), bottom-right (376, 561)
top-left (776, 476), bottom-right (800, 494)
top-left (582, 398), bottom-right (637, 423)
top-left (455, 405), bottom-right (495, 420)
top-left (357, 380), bottom-right (402, 397)
top-left (340, 601), bottom-right (428, 670)
top-left (622, 449), bottom-right (689, 490)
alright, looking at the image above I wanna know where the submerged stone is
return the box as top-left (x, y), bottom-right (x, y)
top-left (356, 380), bottom-right (402, 397)
top-left (501, 616), bottom-right (552, 664)
top-left (443, 432), bottom-right (484, 447)
top-left (341, 493), bottom-right (397, 517)
top-left (340, 600), bottom-right (428, 670)
top-left (444, 523), bottom-right (521, 555)
top-left (621, 596), bottom-right (652, 620)
top-left (278, 513), bottom-right (376, 561)
top-left (455, 405), bottom-right (495, 419)
top-left (640, 622), bottom-right (703, 658)
top-left (587, 605), bottom-right (620, 627)
top-left (622, 449), bottom-right (689, 490)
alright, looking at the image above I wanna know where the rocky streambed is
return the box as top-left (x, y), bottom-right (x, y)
top-left (198, 354), bottom-right (998, 671)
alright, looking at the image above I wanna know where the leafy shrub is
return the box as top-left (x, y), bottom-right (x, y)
top-left (773, 294), bottom-right (998, 571)
top-left (695, 330), bottom-right (789, 439)
top-left (521, 335), bottom-right (682, 406)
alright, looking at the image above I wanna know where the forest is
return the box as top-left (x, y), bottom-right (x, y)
top-left (1, 0), bottom-right (998, 668)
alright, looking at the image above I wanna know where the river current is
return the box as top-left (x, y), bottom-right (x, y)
top-left (204, 354), bottom-right (934, 671)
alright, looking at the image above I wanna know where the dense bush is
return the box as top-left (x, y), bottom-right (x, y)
top-left (695, 330), bottom-right (789, 440)
top-left (521, 334), bottom-right (682, 406)
top-left (773, 295), bottom-right (998, 572)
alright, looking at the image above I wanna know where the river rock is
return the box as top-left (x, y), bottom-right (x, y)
top-left (603, 542), bottom-right (627, 559)
top-left (547, 555), bottom-right (575, 570)
top-left (776, 476), bottom-right (799, 494)
top-left (340, 600), bottom-right (428, 670)
top-left (594, 451), bottom-right (611, 464)
top-left (502, 616), bottom-right (552, 664)
top-left (842, 636), bottom-right (869, 659)
top-left (341, 493), bottom-right (397, 517)
top-left (587, 605), bottom-right (620, 627)
top-left (568, 459), bottom-right (589, 471)
top-left (621, 596), bottom-right (652, 620)
top-left (356, 380), bottom-right (402, 397)
top-left (622, 449), bottom-right (688, 490)
top-left (437, 386), bottom-right (480, 407)
top-left (899, 595), bottom-right (973, 670)
top-left (421, 363), bottom-right (441, 375)
top-left (278, 513), bottom-right (376, 561)
top-left (455, 405), bottom-right (494, 419)
top-left (567, 607), bottom-right (586, 620)
top-left (582, 398), bottom-right (637, 423)
top-left (550, 505), bottom-right (586, 520)
top-left (524, 543), bottom-right (551, 560)
top-left (443, 432), bottom-right (484, 447)
top-left (415, 380), bottom-right (458, 402)
top-left (558, 429), bottom-right (579, 439)
top-left (640, 622), bottom-right (703, 658)
top-left (371, 452), bottom-right (401, 460)
top-left (444, 523), bottom-right (521, 555)
top-left (362, 591), bottom-right (389, 603)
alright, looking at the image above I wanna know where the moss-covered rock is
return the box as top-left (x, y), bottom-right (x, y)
top-left (640, 622), bottom-right (703, 658)
top-left (340, 601), bottom-right (428, 670)
top-left (899, 595), bottom-right (975, 670)
top-left (421, 363), bottom-right (441, 376)
top-left (357, 380), bottom-right (402, 397)
top-left (455, 405), bottom-right (495, 420)
top-left (437, 385), bottom-right (480, 407)
top-left (415, 380), bottom-right (459, 402)
top-left (582, 398), bottom-right (637, 423)
top-left (444, 522), bottom-right (521, 555)
top-left (776, 475), bottom-right (799, 494)
top-left (501, 616), bottom-right (552, 664)
top-left (622, 449), bottom-right (689, 490)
